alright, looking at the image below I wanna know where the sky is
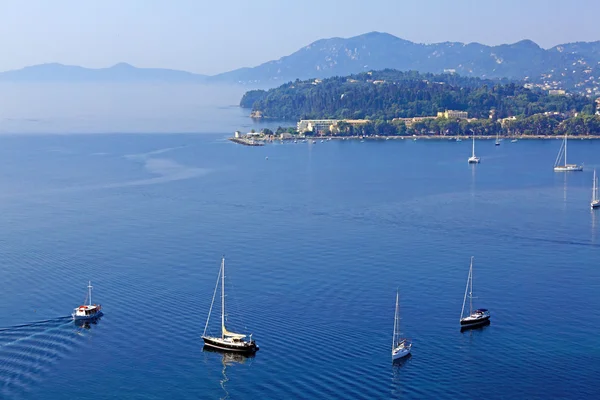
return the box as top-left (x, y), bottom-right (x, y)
top-left (0, 0), bottom-right (598, 75)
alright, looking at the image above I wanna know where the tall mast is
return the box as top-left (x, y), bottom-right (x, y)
top-left (472, 136), bottom-right (475, 157)
top-left (461, 259), bottom-right (469, 319)
top-left (564, 134), bottom-right (568, 165)
top-left (88, 281), bottom-right (93, 306)
top-left (221, 256), bottom-right (225, 339)
top-left (594, 170), bottom-right (598, 200)
top-left (469, 257), bottom-right (474, 315)
top-left (594, 170), bottom-right (598, 202)
top-left (393, 290), bottom-right (399, 349)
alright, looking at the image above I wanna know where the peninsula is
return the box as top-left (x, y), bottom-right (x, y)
top-left (240, 70), bottom-right (600, 138)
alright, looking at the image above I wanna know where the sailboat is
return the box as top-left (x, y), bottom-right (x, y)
top-left (72, 281), bottom-right (102, 321)
top-left (468, 136), bottom-right (480, 163)
top-left (495, 132), bottom-right (500, 146)
top-left (460, 257), bottom-right (490, 329)
top-left (392, 290), bottom-right (411, 360)
top-left (554, 133), bottom-right (583, 172)
top-left (202, 257), bottom-right (258, 353)
top-left (592, 169), bottom-right (600, 209)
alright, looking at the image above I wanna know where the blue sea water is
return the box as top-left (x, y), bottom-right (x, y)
top-left (0, 110), bottom-right (599, 397)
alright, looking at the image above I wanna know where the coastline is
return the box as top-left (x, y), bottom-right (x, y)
top-left (230, 134), bottom-right (600, 144)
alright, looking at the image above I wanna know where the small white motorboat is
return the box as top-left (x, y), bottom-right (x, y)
top-left (72, 281), bottom-right (102, 321)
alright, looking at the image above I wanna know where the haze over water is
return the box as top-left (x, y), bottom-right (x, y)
top-left (0, 85), bottom-right (598, 399)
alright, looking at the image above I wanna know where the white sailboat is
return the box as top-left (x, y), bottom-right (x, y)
top-left (495, 132), bottom-right (500, 146)
top-left (554, 133), bottom-right (583, 172)
top-left (460, 257), bottom-right (490, 329)
top-left (392, 290), bottom-right (411, 360)
top-left (202, 257), bottom-right (258, 353)
top-left (468, 136), bottom-right (480, 163)
top-left (591, 169), bottom-right (600, 209)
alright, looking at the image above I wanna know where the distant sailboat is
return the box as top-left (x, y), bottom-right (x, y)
top-left (392, 290), bottom-right (411, 360)
top-left (495, 132), bottom-right (500, 146)
top-left (468, 136), bottom-right (480, 163)
top-left (460, 257), bottom-right (490, 329)
top-left (554, 134), bottom-right (583, 172)
top-left (592, 169), bottom-right (600, 209)
top-left (202, 257), bottom-right (258, 353)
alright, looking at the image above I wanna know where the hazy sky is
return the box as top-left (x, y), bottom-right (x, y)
top-left (1, 0), bottom-right (598, 75)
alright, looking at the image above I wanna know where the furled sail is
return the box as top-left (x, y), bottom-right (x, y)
top-left (222, 325), bottom-right (246, 339)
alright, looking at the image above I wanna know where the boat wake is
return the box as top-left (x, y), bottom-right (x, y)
top-left (0, 316), bottom-right (93, 397)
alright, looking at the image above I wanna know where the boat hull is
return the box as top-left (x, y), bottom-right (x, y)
top-left (592, 201), bottom-right (600, 209)
top-left (392, 346), bottom-right (411, 360)
top-left (72, 311), bottom-right (103, 321)
top-left (460, 314), bottom-right (490, 329)
top-left (202, 336), bottom-right (259, 354)
top-left (554, 165), bottom-right (583, 172)
top-left (468, 157), bottom-right (480, 164)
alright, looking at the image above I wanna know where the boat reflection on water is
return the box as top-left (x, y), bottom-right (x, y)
top-left (73, 315), bottom-right (103, 330)
top-left (391, 353), bottom-right (412, 397)
top-left (203, 345), bottom-right (255, 365)
top-left (203, 346), bottom-right (255, 400)
top-left (392, 352), bottom-right (412, 368)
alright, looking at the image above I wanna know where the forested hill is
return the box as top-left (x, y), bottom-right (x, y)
top-left (240, 70), bottom-right (596, 121)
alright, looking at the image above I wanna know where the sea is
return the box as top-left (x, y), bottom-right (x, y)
top-left (0, 83), bottom-right (598, 399)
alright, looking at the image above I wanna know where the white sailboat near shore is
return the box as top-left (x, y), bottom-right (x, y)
top-left (554, 134), bottom-right (583, 172)
top-left (392, 290), bottom-right (411, 361)
top-left (592, 169), bottom-right (600, 209)
top-left (468, 136), bottom-right (480, 163)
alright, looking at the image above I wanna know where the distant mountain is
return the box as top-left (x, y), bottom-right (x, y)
top-left (211, 32), bottom-right (600, 94)
top-left (0, 62), bottom-right (207, 83)
top-left (2, 33), bottom-right (599, 94)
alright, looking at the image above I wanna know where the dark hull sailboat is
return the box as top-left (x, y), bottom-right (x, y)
top-left (202, 257), bottom-right (258, 354)
top-left (460, 257), bottom-right (491, 330)
top-left (202, 336), bottom-right (258, 353)
top-left (460, 308), bottom-right (491, 329)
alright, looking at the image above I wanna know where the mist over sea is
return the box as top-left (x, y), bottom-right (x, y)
top-left (0, 82), bottom-right (287, 135)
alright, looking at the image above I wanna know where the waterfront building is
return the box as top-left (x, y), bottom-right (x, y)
top-left (392, 116), bottom-right (436, 128)
top-left (437, 110), bottom-right (469, 119)
top-left (297, 119), bottom-right (370, 135)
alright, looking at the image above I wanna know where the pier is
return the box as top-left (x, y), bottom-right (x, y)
top-left (229, 137), bottom-right (264, 146)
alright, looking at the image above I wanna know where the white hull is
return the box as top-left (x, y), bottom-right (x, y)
top-left (554, 165), bottom-right (583, 172)
top-left (554, 135), bottom-right (582, 172)
top-left (72, 311), bottom-right (102, 321)
top-left (591, 200), bottom-right (600, 209)
top-left (392, 346), bottom-right (411, 360)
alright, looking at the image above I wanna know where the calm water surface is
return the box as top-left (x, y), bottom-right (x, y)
top-left (0, 108), bottom-right (599, 398)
